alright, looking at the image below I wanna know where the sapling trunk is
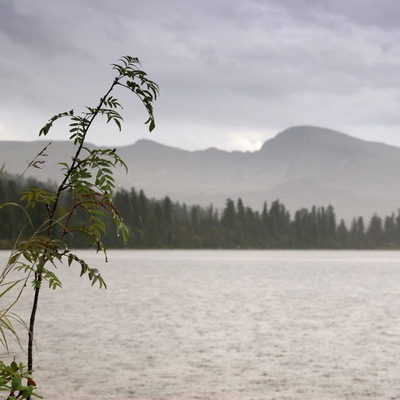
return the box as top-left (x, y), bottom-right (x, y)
top-left (26, 81), bottom-right (117, 378)
top-left (2, 56), bottom-right (160, 400)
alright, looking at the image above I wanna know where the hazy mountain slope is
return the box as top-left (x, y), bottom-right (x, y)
top-left (2, 126), bottom-right (400, 222)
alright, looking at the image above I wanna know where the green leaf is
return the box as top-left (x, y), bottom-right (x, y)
top-left (114, 118), bottom-right (122, 131)
top-left (11, 374), bottom-right (22, 390)
top-left (10, 361), bottom-right (19, 372)
top-left (21, 386), bottom-right (34, 399)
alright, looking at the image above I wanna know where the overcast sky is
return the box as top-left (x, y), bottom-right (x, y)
top-left (1, 0), bottom-right (400, 152)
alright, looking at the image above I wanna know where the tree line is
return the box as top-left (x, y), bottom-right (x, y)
top-left (1, 174), bottom-right (400, 249)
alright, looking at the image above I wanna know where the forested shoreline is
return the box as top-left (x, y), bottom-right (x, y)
top-left (1, 173), bottom-right (400, 249)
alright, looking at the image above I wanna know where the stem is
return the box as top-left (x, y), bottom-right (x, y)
top-left (28, 273), bottom-right (41, 373)
top-left (26, 77), bottom-right (120, 389)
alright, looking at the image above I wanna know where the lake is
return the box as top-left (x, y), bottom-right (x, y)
top-left (2, 250), bottom-right (400, 399)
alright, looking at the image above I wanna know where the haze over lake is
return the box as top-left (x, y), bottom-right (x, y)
top-left (3, 250), bottom-right (400, 400)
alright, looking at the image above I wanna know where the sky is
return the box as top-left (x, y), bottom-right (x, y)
top-left (1, 0), bottom-right (400, 152)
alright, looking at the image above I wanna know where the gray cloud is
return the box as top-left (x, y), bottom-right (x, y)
top-left (0, 0), bottom-right (82, 57)
top-left (1, 0), bottom-right (400, 151)
top-left (268, 0), bottom-right (400, 30)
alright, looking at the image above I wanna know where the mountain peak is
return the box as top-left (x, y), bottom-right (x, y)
top-left (274, 125), bottom-right (355, 144)
top-left (279, 125), bottom-right (345, 136)
top-left (259, 126), bottom-right (367, 155)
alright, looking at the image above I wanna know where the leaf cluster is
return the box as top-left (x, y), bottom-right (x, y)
top-left (11, 235), bottom-right (106, 291)
top-left (0, 360), bottom-right (42, 399)
top-left (112, 55), bottom-right (159, 132)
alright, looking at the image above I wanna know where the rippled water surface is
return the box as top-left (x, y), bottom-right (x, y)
top-left (3, 250), bottom-right (400, 399)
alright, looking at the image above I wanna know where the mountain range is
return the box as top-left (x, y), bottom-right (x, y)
top-left (2, 126), bottom-right (400, 222)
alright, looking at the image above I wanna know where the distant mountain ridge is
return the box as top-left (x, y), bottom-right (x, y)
top-left (2, 126), bottom-right (400, 222)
